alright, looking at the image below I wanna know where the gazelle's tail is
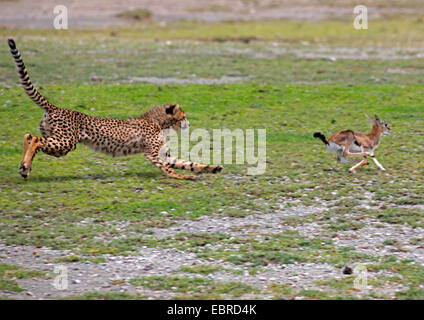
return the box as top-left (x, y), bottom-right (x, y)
top-left (8, 38), bottom-right (56, 111)
top-left (313, 132), bottom-right (329, 145)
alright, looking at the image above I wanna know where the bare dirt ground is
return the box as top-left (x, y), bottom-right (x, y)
top-left (1, 0), bottom-right (423, 29)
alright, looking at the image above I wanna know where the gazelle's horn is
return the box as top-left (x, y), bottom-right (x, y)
top-left (364, 112), bottom-right (373, 123)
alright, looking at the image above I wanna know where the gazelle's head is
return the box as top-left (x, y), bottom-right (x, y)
top-left (365, 113), bottom-right (391, 136)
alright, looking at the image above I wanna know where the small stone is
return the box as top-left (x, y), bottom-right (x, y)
top-left (343, 266), bottom-right (353, 275)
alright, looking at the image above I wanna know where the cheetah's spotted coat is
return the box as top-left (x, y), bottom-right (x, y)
top-left (8, 39), bottom-right (223, 180)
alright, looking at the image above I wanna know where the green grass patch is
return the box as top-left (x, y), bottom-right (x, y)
top-left (53, 255), bottom-right (106, 264)
top-left (0, 263), bottom-right (46, 292)
top-left (116, 9), bottom-right (152, 21)
top-left (65, 291), bottom-right (145, 300)
top-left (130, 276), bottom-right (258, 298)
top-left (2, 16), bottom-right (424, 47)
top-left (372, 207), bottom-right (424, 228)
top-left (176, 265), bottom-right (224, 275)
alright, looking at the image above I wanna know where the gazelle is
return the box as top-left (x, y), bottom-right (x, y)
top-left (314, 114), bottom-right (391, 173)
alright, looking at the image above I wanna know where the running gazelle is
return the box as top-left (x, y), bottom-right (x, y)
top-left (314, 114), bottom-right (391, 173)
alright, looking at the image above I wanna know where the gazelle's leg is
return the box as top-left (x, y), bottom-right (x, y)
top-left (348, 156), bottom-right (368, 173)
top-left (371, 156), bottom-right (386, 171)
top-left (342, 143), bottom-right (373, 159)
top-left (337, 151), bottom-right (355, 164)
top-left (343, 150), bottom-right (371, 158)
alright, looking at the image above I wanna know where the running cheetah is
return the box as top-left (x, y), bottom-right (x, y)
top-left (8, 39), bottom-right (223, 180)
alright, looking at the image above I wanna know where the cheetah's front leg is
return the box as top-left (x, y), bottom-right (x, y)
top-left (165, 157), bottom-right (223, 174)
top-left (144, 152), bottom-right (199, 180)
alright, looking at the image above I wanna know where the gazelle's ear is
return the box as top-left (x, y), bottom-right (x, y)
top-left (374, 114), bottom-right (383, 126)
top-left (364, 113), bottom-right (373, 124)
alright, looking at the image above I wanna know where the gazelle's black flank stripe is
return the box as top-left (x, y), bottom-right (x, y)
top-left (8, 38), bottom-right (56, 111)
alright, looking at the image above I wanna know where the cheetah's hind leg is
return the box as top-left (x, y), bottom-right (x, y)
top-left (19, 134), bottom-right (43, 178)
top-left (19, 134), bottom-right (77, 179)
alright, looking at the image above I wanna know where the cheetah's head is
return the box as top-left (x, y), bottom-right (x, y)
top-left (163, 104), bottom-right (189, 131)
top-left (142, 104), bottom-right (189, 131)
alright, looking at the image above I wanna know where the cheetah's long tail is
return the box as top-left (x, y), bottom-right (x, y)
top-left (8, 38), bottom-right (56, 111)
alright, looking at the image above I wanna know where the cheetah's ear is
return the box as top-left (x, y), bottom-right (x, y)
top-left (165, 104), bottom-right (180, 115)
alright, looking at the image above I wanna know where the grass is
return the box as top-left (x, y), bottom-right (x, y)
top-left (0, 83), bottom-right (422, 278)
top-left (0, 16), bottom-right (423, 299)
top-left (52, 255), bottom-right (106, 264)
top-left (372, 207), bottom-right (424, 227)
top-left (66, 291), bottom-right (145, 300)
top-left (116, 9), bottom-right (152, 21)
top-left (130, 276), bottom-right (257, 299)
top-left (2, 32), bottom-right (424, 87)
top-left (2, 16), bottom-right (424, 47)
top-left (0, 263), bottom-right (46, 292)
top-left (176, 265), bottom-right (224, 275)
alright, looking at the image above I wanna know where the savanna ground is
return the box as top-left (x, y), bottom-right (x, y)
top-left (0, 0), bottom-right (423, 300)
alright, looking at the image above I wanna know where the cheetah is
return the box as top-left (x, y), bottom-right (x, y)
top-left (8, 39), bottom-right (223, 180)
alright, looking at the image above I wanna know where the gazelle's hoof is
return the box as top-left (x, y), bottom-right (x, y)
top-left (348, 169), bottom-right (356, 174)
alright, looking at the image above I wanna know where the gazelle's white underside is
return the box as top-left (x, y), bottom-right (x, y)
top-left (325, 141), bottom-right (385, 171)
top-left (326, 141), bottom-right (365, 154)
